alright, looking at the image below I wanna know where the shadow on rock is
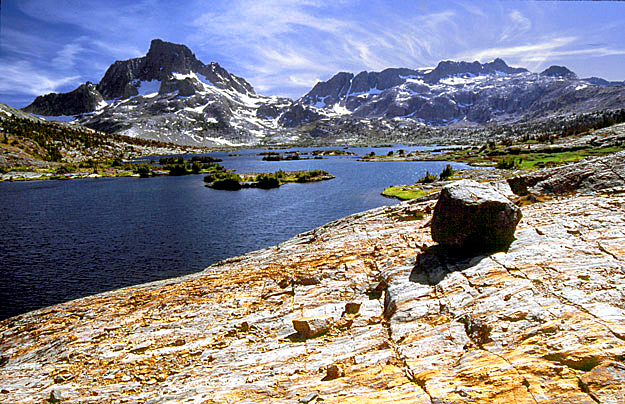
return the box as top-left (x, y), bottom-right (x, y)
top-left (409, 244), bottom-right (488, 285)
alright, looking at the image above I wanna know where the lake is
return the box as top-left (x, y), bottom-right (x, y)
top-left (0, 145), bottom-right (471, 320)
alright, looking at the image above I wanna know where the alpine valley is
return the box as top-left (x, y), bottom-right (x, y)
top-left (23, 39), bottom-right (625, 146)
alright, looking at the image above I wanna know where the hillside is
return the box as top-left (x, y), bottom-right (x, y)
top-left (0, 103), bottom-right (208, 175)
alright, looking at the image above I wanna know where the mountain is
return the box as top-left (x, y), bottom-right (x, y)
top-left (287, 60), bottom-right (625, 127)
top-left (24, 39), bottom-right (291, 146)
top-left (23, 39), bottom-right (625, 146)
top-left (96, 39), bottom-right (255, 99)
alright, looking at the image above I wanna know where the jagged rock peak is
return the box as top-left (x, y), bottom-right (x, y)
top-left (300, 59), bottom-right (531, 106)
top-left (96, 38), bottom-right (204, 99)
top-left (95, 39), bottom-right (255, 100)
top-left (303, 72), bottom-right (354, 104)
top-left (143, 38), bottom-right (202, 77)
top-left (540, 65), bottom-right (577, 79)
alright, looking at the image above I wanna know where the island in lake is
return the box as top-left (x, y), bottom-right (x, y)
top-left (204, 169), bottom-right (334, 190)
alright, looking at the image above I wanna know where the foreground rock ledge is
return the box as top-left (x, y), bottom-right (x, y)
top-left (1, 169), bottom-right (625, 403)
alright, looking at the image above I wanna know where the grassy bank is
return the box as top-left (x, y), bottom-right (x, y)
top-left (381, 185), bottom-right (438, 201)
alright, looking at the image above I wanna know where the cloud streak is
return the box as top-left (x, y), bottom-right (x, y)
top-left (500, 10), bottom-right (532, 42)
top-left (0, 60), bottom-right (80, 97)
top-left (53, 43), bottom-right (84, 70)
top-left (464, 36), bottom-right (625, 72)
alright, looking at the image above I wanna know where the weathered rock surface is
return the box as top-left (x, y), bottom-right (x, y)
top-left (431, 179), bottom-right (522, 253)
top-left (1, 159), bottom-right (624, 403)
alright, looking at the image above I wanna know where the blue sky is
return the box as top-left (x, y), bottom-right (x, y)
top-left (1, 0), bottom-right (624, 108)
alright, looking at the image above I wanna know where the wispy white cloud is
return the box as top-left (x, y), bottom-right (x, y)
top-left (467, 36), bottom-right (577, 62)
top-left (52, 43), bottom-right (84, 70)
top-left (500, 10), bottom-right (532, 42)
top-left (457, 2), bottom-right (487, 18)
top-left (0, 28), bottom-right (58, 59)
top-left (288, 73), bottom-right (322, 88)
top-left (0, 60), bottom-right (80, 96)
top-left (89, 40), bottom-right (143, 60)
top-left (463, 35), bottom-right (625, 72)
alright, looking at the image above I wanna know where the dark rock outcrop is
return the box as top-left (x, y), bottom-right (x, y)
top-left (508, 151), bottom-right (625, 195)
top-left (23, 82), bottom-right (104, 116)
top-left (431, 180), bottom-right (522, 253)
top-left (300, 72), bottom-right (354, 107)
top-left (540, 65), bottom-right (577, 79)
top-left (583, 77), bottom-right (625, 87)
top-left (350, 68), bottom-right (422, 94)
top-left (278, 104), bottom-right (323, 127)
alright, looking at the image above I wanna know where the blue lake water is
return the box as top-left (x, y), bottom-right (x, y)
top-left (0, 145), bottom-right (471, 320)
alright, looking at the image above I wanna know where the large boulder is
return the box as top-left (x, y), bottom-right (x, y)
top-left (431, 180), bottom-right (522, 253)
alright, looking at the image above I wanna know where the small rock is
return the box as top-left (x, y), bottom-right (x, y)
top-left (365, 280), bottom-right (387, 299)
top-left (431, 180), bottom-right (522, 253)
top-left (171, 338), bottom-right (185, 347)
top-left (323, 364), bottom-right (345, 380)
top-left (1, 389), bottom-right (10, 394)
top-left (299, 392), bottom-right (319, 403)
top-left (292, 317), bottom-right (332, 338)
top-left (54, 373), bottom-right (73, 384)
top-left (48, 389), bottom-right (63, 403)
top-left (334, 317), bottom-right (354, 329)
top-left (295, 275), bottom-right (321, 286)
top-left (129, 342), bottom-right (152, 354)
top-left (458, 315), bottom-right (492, 347)
top-left (344, 302), bottom-right (361, 315)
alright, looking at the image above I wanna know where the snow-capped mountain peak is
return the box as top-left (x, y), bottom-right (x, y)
top-left (21, 42), bottom-right (625, 146)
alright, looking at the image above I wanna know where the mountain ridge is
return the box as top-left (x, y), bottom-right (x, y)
top-left (21, 39), bottom-right (625, 146)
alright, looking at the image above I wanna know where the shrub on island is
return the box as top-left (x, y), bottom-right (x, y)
top-left (255, 174), bottom-right (280, 189)
top-left (211, 178), bottom-right (242, 190)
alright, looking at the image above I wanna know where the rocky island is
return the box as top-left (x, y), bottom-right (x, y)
top-left (1, 151), bottom-right (624, 403)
